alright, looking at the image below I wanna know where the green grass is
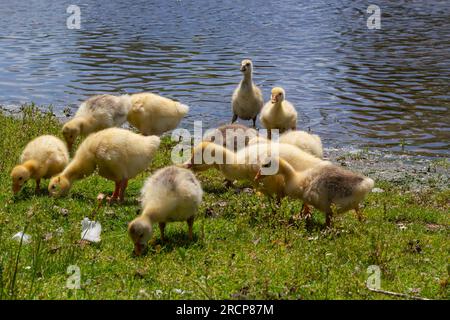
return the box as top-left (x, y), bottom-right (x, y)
top-left (0, 105), bottom-right (448, 300)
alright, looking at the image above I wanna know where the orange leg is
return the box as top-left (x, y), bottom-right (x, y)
top-left (118, 179), bottom-right (128, 202)
top-left (109, 181), bottom-right (121, 203)
top-left (187, 216), bottom-right (194, 241)
top-left (35, 179), bottom-right (41, 194)
top-left (159, 222), bottom-right (166, 242)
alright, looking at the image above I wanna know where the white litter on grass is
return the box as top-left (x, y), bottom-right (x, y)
top-left (81, 218), bottom-right (102, 243)
top-left (372, 188), bottom-right (385, 193)
top-left (12, 231), bottom-right (31, 244)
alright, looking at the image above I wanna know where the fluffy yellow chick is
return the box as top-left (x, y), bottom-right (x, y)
top-left (127, 92), bottom-right (189, 136)
top-left (62, 94), bottom-right (132, 151)
top-left (260, 87), bottom-right (297, 138)
top-left (231, 59), bottom-right (264, 128)
top-left (11, 135), bottom-right (69, 194)
top-left (48, 128), bottom-right (160, 202)
top-left (128, 166), bottom-right (203, 255)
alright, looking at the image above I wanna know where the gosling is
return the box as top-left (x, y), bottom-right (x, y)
top-left (260, 87), bottom-right (297, 138)
top-left (128, 166), bottom-right (203, 255)
top-left (11, 135), bottom-right (69, 194)
top-left (62, 94), bottom-right (132, 151)
top-left (48, 128), bottom-right (160, 202)
top-left (127, 92), bottom-right (189, 136)
top-left (256, 158), bottom-right (374, 227)
top-left (231, 59), bottom-right (264, 128)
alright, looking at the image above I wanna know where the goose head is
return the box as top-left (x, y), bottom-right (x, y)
top-left (271, 87), bottom-right (285, 104)
top-left (128, 216), bottom-right (152, 256)
top-left (48, 175), bottom-right (71, 197)
top-left (240, 59), bottom-right (253, 74)
top-left (11, 165), bottom-right (31, 194)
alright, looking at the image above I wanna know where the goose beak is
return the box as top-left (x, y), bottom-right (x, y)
top-left (271, 95), bottom-right (277, 103)
top-left (12, 183), bottom-right (20, 194)
top-left (240, 66), bottom-right (246, 72)
top-left (134, 243), bottom-right (143, 256)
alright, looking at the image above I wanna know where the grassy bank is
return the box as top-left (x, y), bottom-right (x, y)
top-left (0, 105), bottom-right (448, 300)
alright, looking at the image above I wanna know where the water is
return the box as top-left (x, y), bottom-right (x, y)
top-left (0, 0), bottom-right (449, 157)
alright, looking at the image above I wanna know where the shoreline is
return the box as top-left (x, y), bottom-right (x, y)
top-left (2, 102), bottom-right (449, 161)
top-left (1, 104), bottom-right (448, 192)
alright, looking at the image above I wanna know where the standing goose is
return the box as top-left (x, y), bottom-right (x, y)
top-left (48, 128), bottom-right (160, 202)
top-left (62, 94), bottom-right (132, 151)
top-left (128, 166), bottom-right (203, 255)
top-left (231, 59), bottom-right (264, 128)
top-left (260, 87), bottom-right (297, 138)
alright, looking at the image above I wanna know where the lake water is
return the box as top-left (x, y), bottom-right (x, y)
top-left (0, 0), bottom-right (449, 157)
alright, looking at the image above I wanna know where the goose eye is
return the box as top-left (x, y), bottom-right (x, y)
top-left (18, 177), bottom-right (23, 181)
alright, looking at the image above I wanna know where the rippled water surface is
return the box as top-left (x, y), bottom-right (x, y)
top-left (0, 0), bottom-right (449, 157)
